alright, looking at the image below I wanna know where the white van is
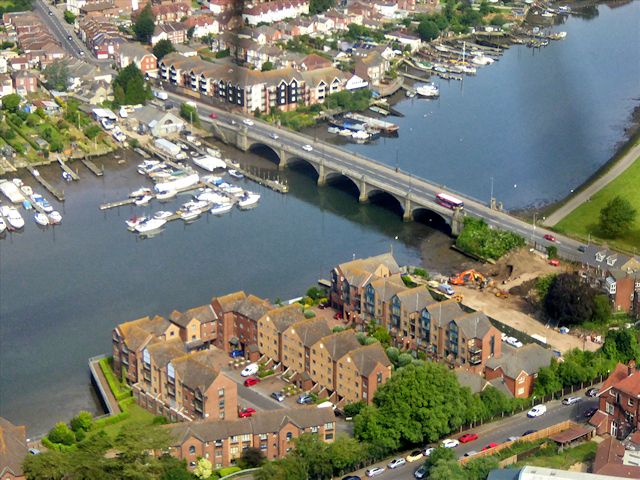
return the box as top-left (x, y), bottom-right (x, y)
top-left (438, 284), bottom-right (455, 296)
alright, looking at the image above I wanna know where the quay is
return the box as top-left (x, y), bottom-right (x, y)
top-left (344, 112), bottom-right (399, 135)
top-left (88, 355), bottom-right (121, 416)
top-left (27, 166), bottom-right (64, 202)
top-left (81, 157), bottom-right (104, 176)
top-left (57, 158), bottom-right (79, 181)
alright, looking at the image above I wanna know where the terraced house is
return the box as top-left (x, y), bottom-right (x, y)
top-left (335, 343), bottom-right (392, 404)
top-left (168, 407), bottom-right (335, 469)
top-left (257, 304), bottom-right (305, 363)
top-left (484, 343), bottom-right (553, 397)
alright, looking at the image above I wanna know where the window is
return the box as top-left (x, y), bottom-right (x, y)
top-left (517, 376), bottom-right (525, 384)
top-left (324, 422), bottom-right (334, 430)
top-left (259, 433), bottom-right (268, 440)
top-left (325, 433), bottom-right (334, 441)
top-left (606, 402), bottom-right (614, 415)
top-left (310, 426), bottom-right (318, 433)
top-left (241, 434), bottom-right (251, 442)
top-left (189, 445), bottom-right (196, 454)
top-left (218, 388), bottom-right (224, 397)
top-left (286, 432), bottom-right (293, 441)
top-left (629, 398), bottom-right (635, 407)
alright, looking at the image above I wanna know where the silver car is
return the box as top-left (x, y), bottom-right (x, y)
top-left (388, 458), bottom-right (406, 469)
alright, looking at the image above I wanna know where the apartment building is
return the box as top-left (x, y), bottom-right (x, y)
top-left (281, 317), bottom-right (332, 378)
top-left (590, 362), bottom-right (640, 440)
top-left (168, 304), bottom-right (217, 348)
top-left (361, 274), bottom-right (408, 324)
top-left (309, 329), bottom-right (362, 394)
top-left (257, 304), bottom-right (305, 363)
top-left (335, 343), bottom-right (392, 404)
top-left (0, 417), bottom-right (27, 480)
top-left (484, 344), bottom-right (554, 398)
top-left (168, 407), bottom-right (336, 469)
top-left (354, 51), bottom-right (389, 85)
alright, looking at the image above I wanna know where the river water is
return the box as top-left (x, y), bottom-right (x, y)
top-left (1, 1), bottom-right (638, 435)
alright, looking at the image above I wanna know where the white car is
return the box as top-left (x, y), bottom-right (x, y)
top-left (527, 405), bottom-right (547, 418)
top-left (302, 144), bottom-right (313, 152)
top-left (366, 466), bottom-right (385, 477)
top-left (270, 133), bottom-right (279, 139)
top-left (242, 119), bottom-right (254, 126)
top-left (506, 336), bottom-right (523, 348)
top-left (388, 458), bottom-right (406, 469)
top-left (423, 447), bottom-right (435, 456)
top-left (442, 439), bottom-right (459, 448)
top-left (240, 363), bottom-right (259, 377)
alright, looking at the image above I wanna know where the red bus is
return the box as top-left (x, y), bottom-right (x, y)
top-left (436, 193), bottom-right (464, 209)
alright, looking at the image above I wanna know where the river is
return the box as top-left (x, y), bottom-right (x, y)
top-left (0, 1), bottom-right (638, 435)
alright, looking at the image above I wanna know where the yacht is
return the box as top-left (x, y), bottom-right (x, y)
top-left (193, 155), bottom-right (226, 172)
top-left (416, 83), bottom-right (440, 98)
top-left (30, 193), bottom-right (53, 213)
top-left (134, 194), bottom-right (153, 206)
top-left (181, 200), bottom-right (209, 212)
top-left (130, 187), bottom-right (152, 198)
top-left (153, 211), bottom-right (173, 220)
top-left (48, 211), bottom-right (62, 224)
top-left (352, 130), bottom-right (370, 141)
top-left (1, 206), bottom-right (25, 229)
top-left (156, 190), bottom-right (177, 201)
top-left (125, 215), bottom-right (147, 229)
top-left (228, 169), bottom-right (244, 179)
top-left (155, 173), bottom-right (200, 193)
top-left (210, 203), bottom-right (233, 215)
top-left (238, 192), bottom-right (260, 209)
top-left (179, 209), bottom-right (201, 221)
top-left (34, 212), bottom-right (49, 226)
top-left (135, 218), bottom-right (167, 233)
top-left (0, 179), bottom-right (25, 203)
top-left (472, 54), bottom-right (494, 66)
top-left (20, 185), bottom-right (33, 197)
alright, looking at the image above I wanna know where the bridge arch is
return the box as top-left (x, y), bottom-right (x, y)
top-left (286, 156), bottom-right (321, 178)
top-left (323, 171), bottom-right (361, 198)
top-left (411, 207), bottom-right (452, 234)
top-left (248, 142), bottom-right (281, 165)
top-left (367, 189), bottom-right (405, 216)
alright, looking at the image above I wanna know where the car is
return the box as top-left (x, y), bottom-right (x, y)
top-left (586, 387), bottom-right (599, 397)
top-left (482, 443), bottom-right (499, 451)
top-left (414, 465), bottom-right (427, 479)
top-left (388, 457), bottom-right (406, 469)
top-left (302, 144), bottom-right (313, 152)
top-left (406, 450), bottom-right (423, 462)
top-left (229, 119), bottom-right (237, 125)
top-left (48, 10), bottom-right (53, 15)
top-left (506, 336), bottom-right (524, 348)
top-left (423, 447), bottom-right (435, 456)
top-left (559, 326), bottom-right (570, 334)
top-left (318, 302), bottom-right (329, 309)
top-left (230, 349), bottom-right (244, 358)
top-left (442, 439), bottom-right (459, 448)
top-left (270, 132), bottom-right (279, 139)
top-left (543, 234), bottom-right (556, 242)
top-left (506, 436), bottom-right (520, 442)
top-left (297, 394), bottom-right (313, 405)
top-left (241, 363), bottom-right (259, 377)
top-left (365, 466), bottom-right (385, 477)
top-left (562, 396), bottom-right (581, 405)
top-left (208, 112), bottom-right (218, 119)
top-left (527, 405), bottom-right (547, 417)
top-left (578, 245), bottom-right (587, 253)
top-left (243, 377), bottom-right (260, 387)
top-left (242, 119), bottom-right (254, 126)
top-left (238, 407), bottom-right (256, 418)
top-left (271, 391), bottom-right (285, 402)
top-left (67, 35), bottom-right (72, 41)
top-left (523, 429), bottom-right (538, 436)
top-left (501, 332), bottom-right (508, 342)
top-left (28, 448), bottom-right (41, 455)
top-left (549, 259), bottom-right (560, 266)
top-left (342, 477), bottom-right (361, 480)
top-left (463, 450), bottom-right (478, 457)
top-left (459, 433), bottom-right (479, 443)
top-left (333, 312), bottom-right (343, 320)
top-left (584, 407), bottom-right (598, 418)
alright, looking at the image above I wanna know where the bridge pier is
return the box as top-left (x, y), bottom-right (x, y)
top-left (403, 194), bottom-right (412, 222)
top-left (278, 147), bottom-right (288, 170)
top-left (358, 176), bottom-right (369, 203)
top-left (451, 208), bottom-right (464, 236)
top-left (317, 162), bottom-right (326, 186)
top-left (236, 128), bottom-right (249, 151)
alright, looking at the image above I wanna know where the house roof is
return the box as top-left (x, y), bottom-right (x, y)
top-left (146, 339), bottom-right (187, 368)
top-left (170, 304), bottom-right (217, 328)
top-left (342, 342), bottom-right (391, 376)
top-left (485, 343), bottom-right (553, 379)
top-left (454, 311), bottom-right (493, 340)
top-left (301, 53), bottom-right (332, 70)
top-left (598, 363), bottom-right (632, 395)
top-left (289, 317), bottom-right (332, 348)
top-left (337, 252), bottom-right (400, 286)
top-left (487, 377), bottom-right (514, 397)
top-left (168, 407), bottom-right (335, 445)
top-left (171, 352), bottom-right (221, 392)
top-left (369, 274), bottom-right (408, 302)
top-left (261, 304), bottom-right (305, 333)
top-left (314, 330), bottom-right (362, 361)
top-left (611, 368), bottom-right (640, 398)
top-left (593, 436), bottom-right (640, 478)
top-left (0, 417), bottom-right (27, 478)
top-left (395, 287), bottom-right (436, 313)
top-left (428, 300), bottom-right (464, 328)
top-left (455, 369), bottom-right (489, 394)
top-left (119, 42), bottom-right (154, 60)
top-left (117, 315), bottom-right (171, 351)
top-left (213, 291), bottom-right (247, 312)
top-left (235, 295), bottom-right (272, 321)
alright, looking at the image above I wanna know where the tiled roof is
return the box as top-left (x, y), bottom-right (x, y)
top-left (289, 317), bottom-right (332, 347)
top-left (369, 274), bottom-right (408, 302)
top-left (487, 377), bottom-right (513, 397)
top-left (147, 339), bottom-right (187, 368)
top-left (485, 344), bottom-right (553, 379)
top-left (454, 311), bottom-right (493, 340)
top-left (118, 315), bottom-right (171, 351)
top-left (0, 417), bottom-right (27, 478)
top-left (455, 369), bottom-right (489, 394)
top-left (612, 369), bottom-right (640, 397)
top-left (171, 354), bottom-right (221, 392)
top-left (262, 304), bottom-right (305, 333)
top-left (396, 287), bottom-right (436, 313)
top-left (343, 342), bottom-right (391, 376)
top-left (170, 304), bottom-right (217, 328)
top-left (314, 330), bottom-right (361, 361)
top-left (593, 436), bottom-right (640, 478)
top-left (599, 363), bottom-right (631, 395)
top-left (338, 252), bottom-right (400, 286)
top-left (429, 300), bottom-right (464, 328)
top-left (214, 291), bottom-right (247, 312)
top-left (119, 42), bottom-right (154, 60)
top-left (235, 295), bottom-right (273, 321)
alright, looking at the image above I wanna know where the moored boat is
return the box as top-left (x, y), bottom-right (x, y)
top-left (416, 83), bottom-right (440, 98)
top-left (156, 190), bottom-right (177, 201)
top-left (134, 194), bottom-right (153, 206)
top-left (129, 187), bottom-right (152, 198)
top-left (228, 169), bottom-right (244, 179)
top-left (154, 173), bottom-right (200, 193)
top-left (34, 212), bottom-right (49, 226)
top-left (22, 200), bottom-right (32, 210)
top-left (30, 193), bottom-right (53, 213)
top-left (135, 218), bottom-right (167, 233)
top-left (20, 185), bottom-right (33, 197)
top-left (0, 179), bottom-right (25, 203)
top-left (0, 206), bottom-right (25, 229)
top-left (210, 203), bottom-right (233, 215)
top-left (0, 217), bottom-right (6, 234)
top-left (48, 211), bottom-right (62, 224)
top-left (125, 215), bottom-right (147, 228)
top-left (238, 192), bottom-right (260, 209)
top-left (153, 210), bottom-right (173, 220)
top-left (193, 155), bottom-right (226, 172)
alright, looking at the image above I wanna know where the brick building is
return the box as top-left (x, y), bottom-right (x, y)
top-left (335, 343), bottom-right (392, 404)
top-left (0, 417), bottom-right (27, 480)
top-left (117, 43), bottom-right (158, 75)
top-left (257, 304), bottom-right (305, 362)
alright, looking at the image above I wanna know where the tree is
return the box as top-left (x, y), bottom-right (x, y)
top-left (599, 196), bottom-right (637, 238)
top-left (490, 14), bottom-right (507, 26)
top-left (479, 1), bottom-right (491, 15)
top-left (327, 436), bottom-right (366, 474)
top-left (603, 329), bottom-right (640, 364)
top-left (187, 26), bottom-right (195, 40)
top-left (1, 93), bottom-right (21, 113)
top-left (309, 0), bottom-right (334, 14)
top-left (544, 274), bottom-right (596, 326)
top-left (180, 102), bottom-right (200, 126)
top-left (292, 434), bottom-right (332, 479)
top-left (261, 61), bottom-right (274, 72)
top-left (70, 411), bottom-right (93, 433)
top-left (63, 9), bottom-right (76, 24)
top-left (193, 458), bottom-right (213, 479)
top-left (429, 459), bottom-right (466, 480)
top-left (255, 456), bottom-right (307, 480)
top-left (134, 2), bottom-right (155, 43)
top-left (44, 60), bottom-right (70, 91)
top-left (48, 422), bottom-right (76, 445)
top-left (423, 446), bottom-right (456, 473)
top-left (23, 449), bottom-right (73, 480)
top-left (464, 456), bottom-right (500, 480)
top-left (83, 125), bottom-right (101, 139)
top-left (535, 274), bottom-right (557, 301)
top-left (239, 447), bottom-right (265, 468)
top-left (592, 295), bottom-right (611, 324)
top-left (113, 63), bottom-right (152, 105)
top-left (417, 20), bottom-right (440, 41)
top-left (153, 39), bottom-right (175, 60)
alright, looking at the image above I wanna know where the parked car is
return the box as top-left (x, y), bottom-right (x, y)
top-left (243, 377), bottom-right (260, 387)
top-left (549, 259), bottom-right (560, 266)
top-left (527, 405), bottom-right (547, 418)
top-left (414, 465), bottom-right (427, 479)
top-left (208, 112), bottom-right (218, 119)
top-left (229, 119), bottom-right (237, 125)
top-left (506, 336), bottom-right (523, 348)
top-left (584, 407), bottom-right (598, 418)
top-left (365, 467), bottom-right (385, 477)
top-left (302, 144), bottom-right (313, 152)
top-left (318, 302), bottom-right (329, 309)
top-left (241, 363), bottom-right (259, 377)
top-left (423, 447), bottom-right (435, 456)
top-left (442, 439), bottom-right (459, 448)
top-left (463, 450), bottom-right (478, 457)
top-left (506, 436), bottom-right (520, 442)
top-left (388, 457), bottom-right (406, 469)
top-left (297, 394), bottom-right (313, 405)
top-left (586, 388), bottom-right (599, 397)
top-left (28, 448), bottom-right (41, 455)
top-left (333, 312), bottom-right (343, 320)
top-left (270, 132), bottom-right (279, 139)
top-left (230, 349), bottom-right (244, 358)
top-left (523, 429), bottom-right (538, 436)
top-left (406, 450), bottom-right (423, 462)
top-left (562, 396), bottom-right (581, 405)
top-left (67, 35), bottom-right (72, 41)
top-left (238, 407), bottom-right (256, 418)
top-left (271, 391), bottom-right (285, 402)
top-left (482, 443), bottom-right (499, 451)
top-left (459, 433), bottom-right (478, 443)
top-left (543, 234), bottom-right (556, 242)
top-left (578, 245), bottom-right (587, 253)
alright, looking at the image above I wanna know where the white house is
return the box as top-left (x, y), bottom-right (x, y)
top-left (345, 74), bottom-right (368, 90)
top-left (242, 0), bottom-right (310, 26)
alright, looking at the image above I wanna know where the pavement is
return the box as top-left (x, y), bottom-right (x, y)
top-left (543, 141), bottom-right (640, 227)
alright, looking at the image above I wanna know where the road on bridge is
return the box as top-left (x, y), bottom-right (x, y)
top-left (165, 90), bottom-right (586, 262)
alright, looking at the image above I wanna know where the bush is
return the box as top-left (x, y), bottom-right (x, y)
top-left (344, 401), bottom-right (366, 417)
top-left (413, 268), bottom-right (428, 278)
top-left (48, 422), bottom-right (76, 446)
top-left (304, 310), bottom-right (316, 319)
top-left (456, 217), bottom-right (525, 260)
top-left (99, 357), bottom-right (132, 401)
top-left (215, 49), bottom-right (230, 58)
top-left (217, 466), bottom-right (241, 477)
top-left (152, 416), bottom-right (169, 425)
top-left (70, 411), bottom-right (93, 433)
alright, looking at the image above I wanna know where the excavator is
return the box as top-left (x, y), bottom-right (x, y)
top-left (449, 269), bottom-right (489, 288)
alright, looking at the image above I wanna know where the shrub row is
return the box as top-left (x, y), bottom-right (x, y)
top-left (98, 357), bottom-right (131, 401)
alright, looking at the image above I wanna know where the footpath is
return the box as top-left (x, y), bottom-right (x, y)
top-left (544, 141), bottom-right (640, 226)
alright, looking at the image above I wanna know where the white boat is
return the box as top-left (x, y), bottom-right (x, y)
top-left (134, 194), bottom-right (153, 206)
top-left (328, 126), bottom-right (340, 134)
top-left (228, 169), bottom-right (244, 179)
top-left (352, 130), bottom-right (370, 141)
top-left (12, 178), bottom-right (23, 188)
top-left (181, 200), bottom-right (209, 211)
top-left (1, 206), bottom-right (25, 229)
top-left (125, 215), bottom-right (147, 228)
top-left (48, 211), bottom-right (62, 224)
top-left (210, 203), bottom-right (233, 215)
top-left (156, 190), bottom-right (177, 201)
top-left (202, 175), bottom-right (222, 185)
top-left (135, 218), bottom-right (167, 233)
top-left (550, 31), bottom-right (567, 39)
top-left (197, 191), bottom-right (229, 204)
top-left (405, 90), bottom-right (416, 98)
top-left (220, 183), bottom-right (244, 196)
top-left (0, 217), bottom-right (6, 234)
top-left (30, 193), bottom-right (53, 213)
top-left (137, 160), bottom-right (160, 175)
top-left (472, 54), bottom-right (494, 65)
top-left (20, 185), bottom-right (33, 197)
top-left (153, 210), bottom-right (173, 220)
top-left (193, 155), bottom-right (226, 172)
top-left (34, 212), bottom-right (49, 226)
top-left (238, 192), bottom-right (260, 209)
top-left (155, 173), bottom-right (200, 193)
top-left (338, 129), bottom-right (352, 137)
top-left (0, 179), bottom-right (25, 203)
top-left (179, 209), bottom-right (201, 221)
top-left (416, 83), bottom-right (440, 98)
top-left (100, 118), bottom-right (114, 130)
top-left (130, 187), bottom-right (152, 198)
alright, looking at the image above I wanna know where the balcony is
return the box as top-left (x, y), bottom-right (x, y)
top-left (469, 355), bottom-right (482, 366)
top-left (469, 345), bottom-right (482, 355)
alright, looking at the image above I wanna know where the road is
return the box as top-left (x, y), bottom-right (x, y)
top-left (164, 90), bottom-right (588, 262)
top-left (543, 141), bottom-right (640, 227)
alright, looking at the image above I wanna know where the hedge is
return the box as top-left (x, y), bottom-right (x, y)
top-left (98, 357), bottom-right (131, 401)
top-left (218, 466), bottom-right (241, 477)
top-left (93, 410), bottom-right (131, 429)
top-left (42, 436), bottom-right (76, 452)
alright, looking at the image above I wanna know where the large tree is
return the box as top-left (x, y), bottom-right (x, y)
top-left (599, 195), bottom-right (637, 238)
top-left (44, 60), bottom-right (70, 91)
top-left (134, 2), bottom-right (155, 43)
top-left (152, 39), bottom-right (175, 60)
top-left (417, 19), bottom-right (440, 41)
top-left (544, 273), bottom-right (596, 326)
top-left (113, 63), bottom-right (152, 105)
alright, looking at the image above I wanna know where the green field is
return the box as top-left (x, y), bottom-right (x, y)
top-left (555, 155), bottom-right (640, 253)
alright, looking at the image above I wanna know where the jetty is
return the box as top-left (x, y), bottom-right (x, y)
top-left (225, 162), bottom-right (289, 193)
top-left (81, 157), bottom-right (104, 176)
top-left (57, 158), bottom-right (79, 181)
top-left (344, 113), bottom-right (399, 135)
top-left (27, 166), bottom-right (64, 202)
top-left (99, 197), bottom-right (136, 210)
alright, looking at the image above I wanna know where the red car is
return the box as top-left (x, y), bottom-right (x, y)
top-left (333, 312), bottom-right (343, 320)
top-left (482, 443), bottom-right (499, 451)
top-left (459, 433), bottom-right (478, 444)
top-left (243, 377), bottom-right (260, 387)
top-left (543, 234), bottom-right (556, 242)
top-left (238, 407), bottom-right (256, 418)
top-left (208, 112), bottom-right (218, 119)
top-left (549, 259), bottom-right (560, 266)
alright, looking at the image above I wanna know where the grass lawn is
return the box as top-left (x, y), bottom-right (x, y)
top-left (554, 154), bottom-right (640, 253)
top-left (97, 403), bottom-right (157, 439)
top-left (514, 441), bottom-right (597, 470)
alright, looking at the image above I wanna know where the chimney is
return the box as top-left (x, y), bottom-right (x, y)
top-left (629, 360), bottom-right (636, 376)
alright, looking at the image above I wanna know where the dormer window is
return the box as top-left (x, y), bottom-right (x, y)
top-left (595, 251), bottom-right (606, 262)
top-left (606, 255), bottom-right (617, 266)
